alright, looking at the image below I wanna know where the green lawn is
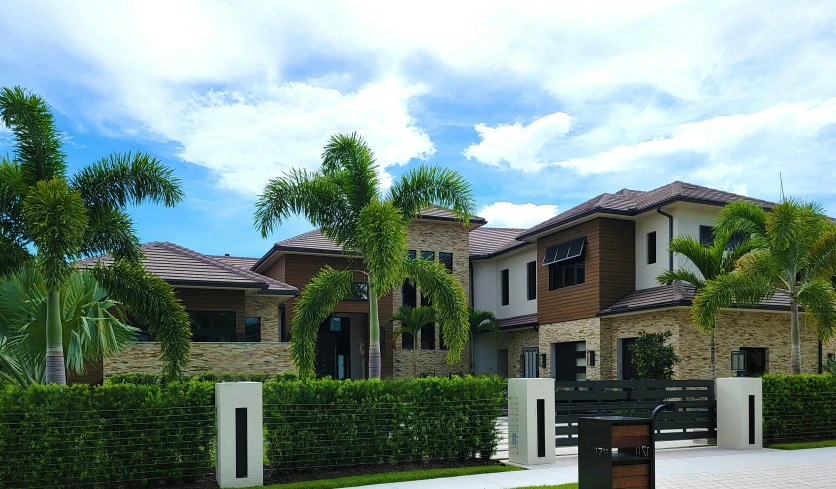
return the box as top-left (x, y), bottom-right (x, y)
top-left (256, 465), bottom-right (524, 489)
top-left (514, 485), bottom-right (578, 489)
top-left (770, 439), bottom-right (836, 450)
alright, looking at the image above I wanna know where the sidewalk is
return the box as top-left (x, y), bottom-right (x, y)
top-left (353, 446), bottom-right (836, 489)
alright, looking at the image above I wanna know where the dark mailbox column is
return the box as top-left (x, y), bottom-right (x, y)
top-left (579, 416), bottom-right (654, 489)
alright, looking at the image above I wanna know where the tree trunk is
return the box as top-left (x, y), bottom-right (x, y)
top-left (45, 290), bottom-right (66, 385)
top-left (368, 289), bottom-right (381, 379)
top-left (791, 298), bottom-right (802, 375)
top-left (469, 333), bottom-right (475, 375)
top-left (413, 346), bottom-right (417, 377)
top-left (710, 328), bottom-right (716, 380)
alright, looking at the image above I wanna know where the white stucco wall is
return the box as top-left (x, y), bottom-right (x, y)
top-left (672, 204), bottom-right (721, 274)
top-left (471, 245), bottom-right (537, 319)
top-left (473, 331), bottom-right (509, 375)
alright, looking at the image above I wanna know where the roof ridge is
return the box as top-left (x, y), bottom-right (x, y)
top-left (155, 242), bottom-right (287, 286)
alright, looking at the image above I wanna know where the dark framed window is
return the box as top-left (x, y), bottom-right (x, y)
top-left (244, 317), bottom-right (261, 342)
top-left (699, 226), bottom-right (714, 247)
top-left (647, 231), bottom-right (657, 265)
top-left (279, 306), bottom-right (289, 342)
top-left (188, 311), bottom-right (236, 342)
top-left (402, 331), bottom-right (414, 350)
top-left (439, 252), bottom-right (453, 273)
top-left (740, 347), bottom-right (768, 377)
top-left (420, 323), bottom-right (436, 350)
top-left (527, 261), bottom-right (536, 301)
top-left (543, 237), bottom-right (585, 265)
top-left (346, 282), bottom-right (369, 301)
top-left (421, 251), bottom-right (435, 261)
top-left (402, 250), bottom-right (417, 307)
top-left (501, 269), bottom-right (510, 306)
top-left (548, 257), bottom-right (586, 290)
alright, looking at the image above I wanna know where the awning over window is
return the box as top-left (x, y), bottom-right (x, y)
top-left (542, 237), bottom-right (585, 266)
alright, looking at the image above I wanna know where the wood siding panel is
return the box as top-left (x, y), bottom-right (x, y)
top-left (598, 218), bottom-right (636, 309)
top-left (176, 288), bottom-right (246, 334)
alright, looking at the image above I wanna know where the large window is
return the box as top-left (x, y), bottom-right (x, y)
top-left (439, 252), bottom-right (453, 273)
top-left (402, 250), bottom-right (417, 308)
top-left (647, 231), bottom-right (657, 265)
top-left (501, 269), bottom-right (510, 306)
top-left (188, 311), bottom-right (236, 342)
top-left (421, 251), bottom-right (435, 306)
top-left (700, 225), bottom-right (745, 249)
top-left (244, 317), bottom-right (261, 342)
top-left (421, 323), bottom-right (436, 350)
top-left (740, 347), bottom-right (768, 377)
top-left (527, 261), bottom-right (536, 301)
top-left (279, 306), bottom-right (289, 342)
top-left (402, 331), bottom-right (414, 349)
top-left (544, 237), bottom-right (586, 290)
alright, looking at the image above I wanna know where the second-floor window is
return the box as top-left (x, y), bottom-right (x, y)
top-left (700, 225), bottom-right (746, 249)
top-left (527, 261), bottom-right (536, 300)
top-left (501, 269), bottom-right (510, 305)
top-left (647, 231), bottom-right (657, 265)
top-left (544, 237), bottom-right (586, 290)
top-left (402, 250), bottom-right (417, 307)
top-left (421, 251), bottom-right (434, 306)
top-left (439, 252), bottom-right (453, 272)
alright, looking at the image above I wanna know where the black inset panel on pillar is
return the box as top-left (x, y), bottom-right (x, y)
top-left (236, 407), bottom-right (248, 478)
top-left (536, 399), bottom-right (545, 458)
top-left (748, 395), bottom-right (755, 445)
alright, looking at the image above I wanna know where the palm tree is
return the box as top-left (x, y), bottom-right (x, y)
top-left (656, 228), bottom-right (754, 379)
top-left (0, 86), bottom-right (192, 383)
top-left (467, 308), bottom-right (501, 375)
top-left (388, 305), bottom-right (436, 377)
top-left (0, 266), bottom-right (139, 386)
top-left (692, 199), bottom-right (836, 374)
top-left (255, 132), bottom-right (474, 379)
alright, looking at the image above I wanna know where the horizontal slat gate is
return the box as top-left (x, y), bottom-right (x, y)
top-left (554, 380), bottom-right (716, 446)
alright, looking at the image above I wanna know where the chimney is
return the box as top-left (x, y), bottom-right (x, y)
top-left (224, 253), bottom-right (230, 256)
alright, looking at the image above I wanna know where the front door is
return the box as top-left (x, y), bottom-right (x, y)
top-left (496, 349), bottom-right (509, 378)
top-left (521, 347), bottom-right (539, 378)
top-left (315, 316), bottom-right (352, 379)
top-left (553, 341), bottom-right (587, 381)
top-left (620, 337), bottom-right (639, 380)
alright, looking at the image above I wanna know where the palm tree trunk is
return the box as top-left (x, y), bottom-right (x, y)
top-left (368, 288), bottom-right (381, 379)
top-left (413, 347), bottom-right (417, 377)
top-left (791, 298), bottom-right (802, 375)
top-left (469, 333), bottom-right (475, 375)
top-left (710, 329), bottom-right (716, 380)
top-left (44, 290), bottom-right (66, 385)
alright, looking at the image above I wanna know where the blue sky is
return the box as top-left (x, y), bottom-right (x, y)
top-left (2, 1), bottom-right (836, 258)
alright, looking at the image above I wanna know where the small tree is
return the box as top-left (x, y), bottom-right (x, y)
top-left (629, 331), bottom-right (680, 380)
top-left (467, 308), bottom-right (500, 374)
top-left (388, 305), bottom-right (436, 377)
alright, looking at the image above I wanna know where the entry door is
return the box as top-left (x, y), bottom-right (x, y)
top-left (620, 337), bottom-right (639, 380)
top-left (521, 347), bottom-right (539, 378)
top-left (496, 349), bottom-right (509, 378)
top-left (553, 341), bottom-right (587, 381)
top-left (315, 316), bottom-right (352, 379)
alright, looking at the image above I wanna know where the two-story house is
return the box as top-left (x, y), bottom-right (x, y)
top-left (470, 181), bottom-right (834, 381)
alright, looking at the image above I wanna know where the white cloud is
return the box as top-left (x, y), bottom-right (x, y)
top-left (479, 202), bottom-right (558, 228)
top-left (553, 99), bottom-right (836, 175)
top-left (463, 113), bottom-right (573, 172)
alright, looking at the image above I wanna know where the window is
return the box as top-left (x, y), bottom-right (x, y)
top-left (346, 282), bottom-right (369, 301)
top-left (420, 251), bottom-right (435, 306)
top-left (279, 306), bottom-right (289, 342)
top-left (647, 231), bottom-right (657, 264)
top-left (544, 237), bottom-right (586, 290)
top-left (244, 317), bottom-right (261, 342)
top-left (188, 311), bottom-right (236, 342)
top-left (421, 323), bottom-right (436, 350)
top-left (439, 252), bottom-right (453, 273)
top-left (740, 347), bottom-right (768, 377)
top-left (543, 237), bottom-right (585, 265)
top-left (402, 250), bottom-right (417, 307)
top-left (527, 261), bottom-right (537, 301)
top-left (402, 331), bottom-right (414, 349)
top-left (699, 226), bottom-right (714, 247)
top-left (501, 269), bottom-right (510, 306)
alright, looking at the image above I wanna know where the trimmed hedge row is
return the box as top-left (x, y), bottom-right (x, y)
top-left (0, 381), bottom-right (216, 489)
top-left (263, 376), bottom-right (506, 472)
top-left (106, 371), bottom-right (299, 385)
top-left (762, 374), bottom-right (836, 445)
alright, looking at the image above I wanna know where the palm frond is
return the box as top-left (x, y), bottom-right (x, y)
top-left (389, 305), bottom-right (436, 337)
top-left (806, 224), bottom-right (836, 280)
top-left (79, 207), bottom-right (142, 263)
top-left (403, 258), bottom-right (469, 364)
top-left (766, 198), bottom-right (827, 253)
top-left (388, 166), bottom-right (475, 224)
top-left (321, 132), bottom-right (380, 215)
top-left (0, 86), bottom-right (66, 185)
top-left (0, 336), bottom-right (30, 387)
top-left (290, 266), bottom-right (353, 378)
top-left (656, 269), bottom-right (705, 289)
top-left (23, 178), bottom-right (88, 289)
top-left (797, 279), bottom-right (836, 342)
top-left (356, 200), bottom-right (407, 297)
top-left (715, 201), bottom-right (768, 243)
top-left (91, 261), bottom-right (191, 377)
top-left (70, 151), bottom-right (185, 209)
top-left (692, 273), bottom-right (775, 332)
top-left (469, 308), bottom-right (501, 339)
top-left (667, 235), bottom-right (718, 278)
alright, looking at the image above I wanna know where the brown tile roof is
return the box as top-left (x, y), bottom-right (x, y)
top-left (519, 181), bottom-right (776, 240)
top-left (419, 206), bottom-right (487, 224)
top-left (211, 255), bottom-right (259, 270)
top-left (469, 227), bottom-right (529, 258)
top-left (498, 313), bottom-right (538, 330)
top-left (598, 281), bottom-right (792, 316)
top-left (78, 242), bottom-right (297, 295)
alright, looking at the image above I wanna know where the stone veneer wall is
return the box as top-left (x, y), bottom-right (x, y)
top-left (538, 318), bottom-right (602, 380)
top-left (245, 295), bottom-right (280, 342)
top-left (391, 221), bottom-right (471, 378)
top-left (601, 308), bottom-right (821, 380)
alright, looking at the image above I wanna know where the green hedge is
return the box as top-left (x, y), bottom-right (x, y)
top-left (0, 381), bottom-right (215, 488)
top-left (263, 376), bottom-right (506, 472)
top-left (106, 371), bottom-right (299, 385)
top-left (763, 374), bottom-right (836, 445)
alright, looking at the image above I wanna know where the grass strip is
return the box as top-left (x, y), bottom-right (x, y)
top-left (770, 439), bottom-right (836, 450)
top-left (258, 464), bottom-right (523, 489)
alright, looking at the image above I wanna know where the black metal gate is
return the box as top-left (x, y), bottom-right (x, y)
top-left (554, 380), bottom-right (716, 447)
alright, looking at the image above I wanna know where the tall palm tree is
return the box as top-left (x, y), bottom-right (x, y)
top-left (255, 132), bottom-right (474, 379)
top-left (656, 228), bottom-right (754, 379)
top-left (0, 266), bottom-right (139, 385)
top-left (0, 86), bottom-right (191, 383)
top-left (388, 305), bottom-right (436, 377)
top-left (693, 199), bottom-right (836, 374)
top-left (467, 308), bottom-right (501, 375)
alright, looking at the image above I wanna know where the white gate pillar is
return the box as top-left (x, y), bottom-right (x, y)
top-left (717, 377), bottom-right (762, 449)
top-left (508, 378), bottom-right (555, 465)
top-left (216, 382), bottom-right (263, 487)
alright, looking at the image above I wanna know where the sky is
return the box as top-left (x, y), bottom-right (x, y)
top-left (2, 0), bottom-right (836, 258)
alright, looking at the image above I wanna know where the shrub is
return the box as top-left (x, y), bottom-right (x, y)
top-left (0, 381), bottom-right (215, 488)
top-left (262, 376), bottom-right (506, 472)
top-left (629, 331), bottom-right (680, 380)
top-left (105, 371), bottom-right (299, 385)
top-left (763, 374), bottom-right (836, 445)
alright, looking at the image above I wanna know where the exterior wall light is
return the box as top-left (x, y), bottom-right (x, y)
top-left (587, 350), bottom-right (596, 367)
top-left (731, 350), bottom-right (747, 377)
top-left (540, 353), bottom-right (547, 369)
